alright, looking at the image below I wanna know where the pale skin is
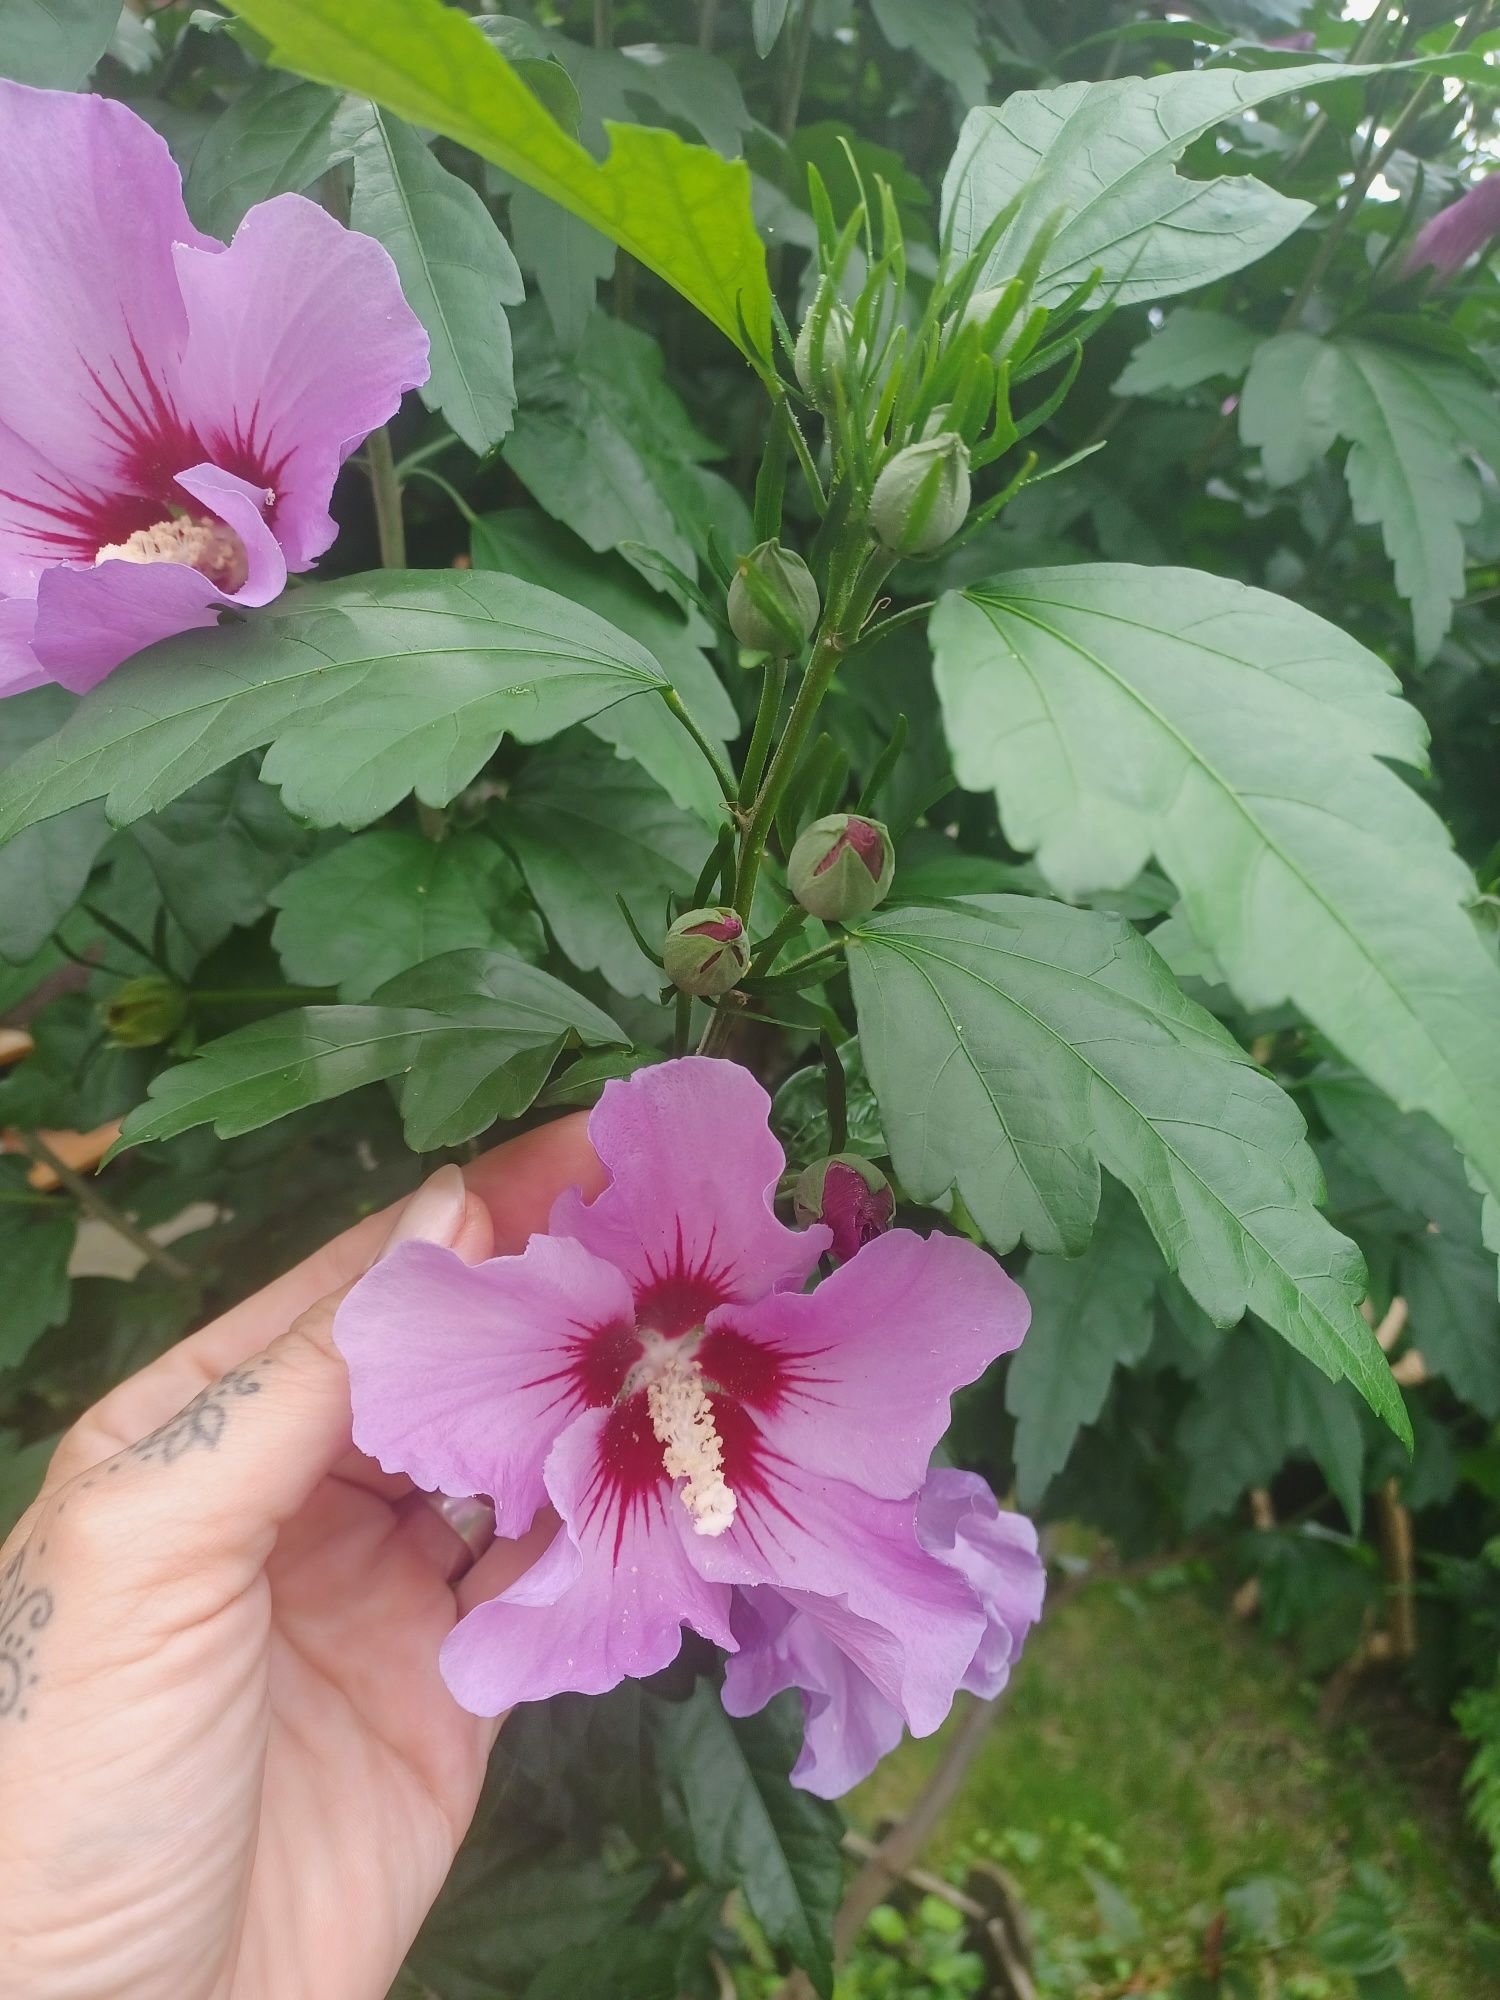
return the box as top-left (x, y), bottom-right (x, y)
top-left (0, 1117), bottom-right (602, 2000)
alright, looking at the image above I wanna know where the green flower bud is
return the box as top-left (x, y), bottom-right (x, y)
top-left (727, 541), bottom-right (821, 656)
top-left (793, 1153), bottom-right (895, 1262)
top-left (787, 813), bottom-right (895, 923)
top-left (101, 975), bottom-right (188, 1049)
top-left (958, 285), bottom-right (1024, 362)
top-left (869, 433), bottom-right (971, 557)
top-left (794, 277), bottom-right (852, 408)
top-left (663, 907), bottom-right (751, 997)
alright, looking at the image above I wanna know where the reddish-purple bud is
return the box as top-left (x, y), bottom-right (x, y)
top-left (793, 1153), bottom-right (895, 1262)
top-left (787, 812), bottom-right (895, 923)
top-left (1403, 174), bottom-right (1500, 284)
top-left (663, 906), bottom-right (751, 997)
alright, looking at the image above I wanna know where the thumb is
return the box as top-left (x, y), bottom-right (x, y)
top-left (63, 1167), bottom-right (483, 1590)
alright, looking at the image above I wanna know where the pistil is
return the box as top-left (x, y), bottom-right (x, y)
top-left (632, 1334), bottom-right (737, 1537)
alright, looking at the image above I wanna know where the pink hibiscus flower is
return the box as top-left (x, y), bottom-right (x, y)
top-left (0, 81), bottom-right (429, 696)
top-left (726, 1470), bottom-right (1044, 1797)
top-left (335, 1058), bottom-right (1041, 1790)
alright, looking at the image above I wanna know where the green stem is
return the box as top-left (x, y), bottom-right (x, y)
top-left (747, 903), bottom-right (806, 980)
top-left (593, 0), bottom-right (613, 49)
top-left (738, 659), bottom-right (788, 809)
top-left (754, 936), bottom-right (846, 990)
top-left (15, 1131), bottom-right (193, 1284)
top-left (673, 988), bottom-right (693, 1056)
top-left (821, 1029), bottom-right (848, 1152)
top-left (732, 549), bottom-right (895, 920)
top-left (366, 427), bottom-right (407, 569)
top-left (658, 687), bottom-right (737, 802)
top-left (392, 431), bottom-right (459, 481)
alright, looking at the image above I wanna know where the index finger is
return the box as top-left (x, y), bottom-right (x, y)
top-left (46, 1112), bottom-right (601, 1480)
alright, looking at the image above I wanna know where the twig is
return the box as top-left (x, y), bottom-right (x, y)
top-left (15, 1131), bottom-right (192, 1283)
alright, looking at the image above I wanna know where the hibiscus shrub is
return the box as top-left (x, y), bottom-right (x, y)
top-left (4, 0), bottom-right (1500, 1992)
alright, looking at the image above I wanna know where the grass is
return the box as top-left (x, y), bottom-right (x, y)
top-left (851, 1569), bottom-right (1499, 1995)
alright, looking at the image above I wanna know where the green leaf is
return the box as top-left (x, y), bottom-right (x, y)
top-left (117, 951), bottom-right (624, 1153)
top-left (0, 570), bottom-right (667, 839)
top-left (931, 567), bottom-right (1500, 1224)
top-left (497, 734), bottom-right (708, 999)
top-left (116, 1006), bottom-right (445, 1148)
top-left (753, 0), bottom-right (793, 57)
top-left (1005, 1181), bottom-right (1161, 1506)
top-left (1177, 1327), bottom-right (1366, 1528)
top-left (472, 509), bottom-right (735, 825)
top-left (847, 898), bottom-right (1408, 1440)
top-left (572, 43), bottom-right (754, 162)
top-left (1316, 1073), bottom-right (1500, 1417)
top-left (507, 187), bottom-right (615, 349)
top-left (0, 1162), bottom-right (74, 1371)
top-left (654, 1683), bottom-right (841, 1997)
top-left (271, 830), bottom-right (543, 1000)
top-left (1113, 307), bottom-right (1261, 399)
top-left (1240, 332), bottom-right (1500, 660)
top-left (0, 0), bottom-right (118, 88)
top-left (505, 309), bottom-right (725, 588)
top-left (124, 762), bottom-right (316, 962)
top-left (373, 950), bottom-right (626, 1150)
top-left (184, 71), bottom-right (346, 237)
top-left (226, 0), bottom-right (772, 363)
top-left (941, 66), bottom-right (1382, 308)
top-left (870, 0), bottom-right (989, 97)
top-left (0, 689), bottom-right (109, 964)
top-left (342, 105), bottom-right (523, 456)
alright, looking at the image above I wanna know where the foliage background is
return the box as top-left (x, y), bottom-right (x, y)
top-left (4, 1), bottom-right (1500, 1993)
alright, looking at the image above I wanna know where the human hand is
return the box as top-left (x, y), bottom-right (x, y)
top-left (0, 1118), bottom-right (601, 2000)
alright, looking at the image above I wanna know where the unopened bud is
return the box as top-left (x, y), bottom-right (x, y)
top-left (794, 1153), bottom-right (895, 1262)
top-left (663, 907), bottom-right (751, 997)
top-left (787, 812), bottom-right (894, 923)
top-left (102, 975), bottom-right (188, 1049)
top-left (870, 433), bottom-right (971, 557)
top-left (958, 285), bottom-right (1024, 362)
top-left (727, 541), bottom-right (820, 656)
top-left (794, 277), bottom-right (852, 409)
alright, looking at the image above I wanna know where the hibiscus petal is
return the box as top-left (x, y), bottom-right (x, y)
top-left (551, 1057), bottom-right (829, 1331)
top-left (334, 1235), bottom-right (637, 1534)
top-left (692, 1450), bottom-right (984, 1736)
top-left (0, 81), bottom-right (211, 520)
top-left (699, 1228), bottom-right (1027, 1501)
top-left (0, 599), bottom-right (45, 696)
top-left (440, 1408), bottom-right (735, 1712)
top-left (32, 557), bottom-right (231, 694)
top-left (172, 194), bottom-right (430, 569)
top-left (723, 1586), bottom-right (905, 1799)
top-left (918, 1469), bottom-right (1045, 1698)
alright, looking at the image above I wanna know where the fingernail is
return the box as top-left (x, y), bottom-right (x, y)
top-left (382, 1165), bottom-right (469, 1256)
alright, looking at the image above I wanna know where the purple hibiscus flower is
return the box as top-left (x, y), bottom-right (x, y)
top-left (725, 1471), bottom-right (1045, 1798)
top-left (0, 81), bottom-right (429, 697)
top-left (335, 1057), bottom-right (1041, 1788)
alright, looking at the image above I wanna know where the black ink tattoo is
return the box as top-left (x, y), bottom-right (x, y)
top-left (0, 1543), bottom-right (52, 1723)
top-left (127, 1364), bottom-right (266, 1466)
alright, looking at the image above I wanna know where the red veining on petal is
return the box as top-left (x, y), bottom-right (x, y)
top-left (698, 1324), bottom-right (794, 1410)
top-left (519, 1318), bottom-right (642, 1422)
top-left (632, 1218), bottom-right (737, 1337)
top-left (584, 1391), bottom-right (672, 1561)
top-left (0, 332), bottom-right (288, 563)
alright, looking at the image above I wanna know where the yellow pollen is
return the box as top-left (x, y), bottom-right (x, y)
top-left (95, 517), bottom-right (249, 593)
top-left (645, 1351), bottom-right (737, 1538)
